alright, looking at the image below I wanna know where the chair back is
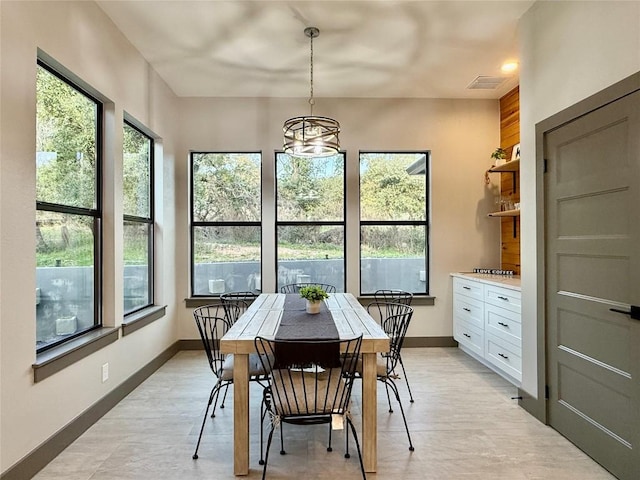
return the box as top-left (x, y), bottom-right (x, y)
top-left (220, 291), bottom-right (258, 323)
top-left (373, 289), bottom-right (413, 306)
top-left (367, 295), bottom-right (412, 325)
top-left (280, 283), bottom-right (337, 294)
top-left (368, 302), bottom-right (413, 374)
top-left (255, 335), bottom-right (362, 419)
top-left (193, 305), bottom-right (232, 377)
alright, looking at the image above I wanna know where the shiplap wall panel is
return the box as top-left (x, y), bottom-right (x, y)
top-left (499, 86), bottom-right (520, 274)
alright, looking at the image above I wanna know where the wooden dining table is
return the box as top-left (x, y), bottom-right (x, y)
top-left (219, 292), bottom-right (390, 475)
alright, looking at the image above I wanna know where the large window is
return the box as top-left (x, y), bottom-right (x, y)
top-left (276, 152), bottom-right (345, 292)
top-left (360, 152), bottom-right (429, 295)
top-left (123, 121), bottom-right (154, 314)
top-left (191, 152), bottom-right (261, 296)
top-left (35, 62), bottom-right (102, 351)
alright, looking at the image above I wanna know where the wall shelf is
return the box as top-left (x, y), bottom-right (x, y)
top-left (488, 158), bottom-right (520, 173)
top-left (488, 209), bottom-right (520, 217)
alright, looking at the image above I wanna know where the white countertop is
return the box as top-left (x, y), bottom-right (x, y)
top-left (451, 272), bottom-right (521, 290)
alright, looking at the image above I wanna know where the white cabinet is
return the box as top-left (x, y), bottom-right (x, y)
top-left (452, 274), bottom-right (522, 386)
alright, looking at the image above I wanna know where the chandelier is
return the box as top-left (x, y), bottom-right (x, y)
top-left (283, 27), bottom-right (340, 158)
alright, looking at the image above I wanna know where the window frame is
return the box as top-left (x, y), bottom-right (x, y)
top-left (122, 119), bottom-right (155, 316)
top-left (35, 60), bottom-right (103, 353)
top-left (189, 151), bottom-right (263, 298)
top-left (358, 151), bottom-right (430, 296)
top-left (274, 151), bottom-right (347, 293)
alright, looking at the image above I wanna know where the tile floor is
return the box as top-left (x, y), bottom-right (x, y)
top-left (33, 348), bottom-right (615, 479)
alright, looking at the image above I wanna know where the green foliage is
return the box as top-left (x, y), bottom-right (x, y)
top-left (36, 66), bottom-right (97, 209)
top-left (123, 124), bottom-right (151, 217)
top-left (360, 154), bottom-right (425, 221)
top-left (299, 285), bottom-right (329, 301)
top-left (193, 153), bottom-right (261, 223)
top-left (491, 147), bottom-right (506, 160)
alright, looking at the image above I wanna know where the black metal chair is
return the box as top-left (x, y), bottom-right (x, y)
top-left (351, 302), bottom-right (415, 451)
top-left (191, 305), bottom-right (269, 460)
top-left (255, 335), bottom-right (366, 480)
top-left (220, 291), bottom-right (258, 324)
top-left (279, 283), bottom-right (337, 294)
top-left (371, 289), bottom-right (415, 403)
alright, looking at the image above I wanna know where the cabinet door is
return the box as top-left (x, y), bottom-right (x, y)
top-left (454, 319), bottom-right (484, 358)
top-left (484, 284), bottom-right (521, 313)
top-left (485, 333), bottom-right (521, 382)
top-left (485, 303), bottom-right (521, 347)
top-left (454, 295), bottom-right (484, 329)
top-left (453, 277), bottom-right (483, 301)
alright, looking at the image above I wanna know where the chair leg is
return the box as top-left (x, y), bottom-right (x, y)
top-left (211, 383), bottom-right (230, 417)
top-left (327, 423), bottom-right (333, 452)
top-left (259, 397), bottom-right (267, 465)
top-left (398, 354), bottom-right (415, 403)
top-left (344, 421), bottom-right (351, 459)
top-left (192, 384), bottom-right (219, 459)
top-left (384, 382), bottom-right (393, 413)
top-left (347, 418), bottom-right (367, 480)
top-left (386, 379), bottom-right (415, 451)
top-left (261, 425), bottom-right (277, 480)
top-left (280, 423), bottom-right (286, 455)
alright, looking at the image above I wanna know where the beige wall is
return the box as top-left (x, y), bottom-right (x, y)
top-left (0, 1), bottom-right (179, 472)
top-left (518, 1), bottom-right (640, 397)
top-left (1, 0), bottom-right (501, 474)
top-left (175, 96), bottom-right (502, 341)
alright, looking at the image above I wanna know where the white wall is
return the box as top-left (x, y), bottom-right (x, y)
top-left (175, 96), bottom-right (502, 341)
top-left (1, 0), bottom-right (502, 474)
top-left (518, 1), bottom-right (640, 397)
top-left (0, 1), bottom-right (179, 472)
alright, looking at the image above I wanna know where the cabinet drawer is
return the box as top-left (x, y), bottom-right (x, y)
top-left (485, 303), bottom-right (521, 346)
top-left (454, 319), bottom-right (484, 358)
top-left (453, 277), bottom-right (484, 301)
top-left (453, 295), bottom-right (484, 329)
top-left (484, 284), bottom-right (521, 313)
top-left (485, 333), bottom-right (522, 381)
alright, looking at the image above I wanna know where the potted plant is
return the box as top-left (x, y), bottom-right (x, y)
top-left (299, 285), bottom-right (329, 314)
top-left (491, 147), bottom-right (507, 166)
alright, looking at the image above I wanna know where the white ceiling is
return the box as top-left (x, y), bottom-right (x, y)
top-left (96, 0), bottom-right (534, 99)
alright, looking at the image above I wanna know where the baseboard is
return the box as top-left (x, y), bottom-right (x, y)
top-left (403, 336), bottom-right (457, 347)
top-left (1, 341), bottom-right (181, 480)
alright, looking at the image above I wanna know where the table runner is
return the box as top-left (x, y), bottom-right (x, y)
top-left (274, 294), bottom-right (340, 368)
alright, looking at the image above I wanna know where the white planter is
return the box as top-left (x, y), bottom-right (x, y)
top-left (306, 300), bottom-right (321, 314)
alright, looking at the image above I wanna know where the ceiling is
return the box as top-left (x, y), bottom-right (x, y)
top-left (96, 0), bottom-right (534, 99)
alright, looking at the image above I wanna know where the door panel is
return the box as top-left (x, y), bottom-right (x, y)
top-left (545, 90), bottom-right (640, 479)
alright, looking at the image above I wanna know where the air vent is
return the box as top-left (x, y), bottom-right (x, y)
top-left (467, 76), bottom-right (507, 90)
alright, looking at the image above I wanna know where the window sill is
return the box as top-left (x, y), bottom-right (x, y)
top-left (33, 327), bottom-right (119, 383)
top-left (185, 297), bottom-right (222, 308)
top-left (122, 305), bottom-right (167, 336)
top-left (357, 295), bottom-right (435, 306)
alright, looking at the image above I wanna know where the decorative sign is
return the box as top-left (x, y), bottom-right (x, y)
top-left (473, 268), bottom-right (515, 276)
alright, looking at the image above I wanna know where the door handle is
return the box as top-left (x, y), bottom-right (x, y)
top-left (609, 305), bottom-right (640, 321)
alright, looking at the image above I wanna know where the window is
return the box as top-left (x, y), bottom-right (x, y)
top-left (191, 152), bottom-right (261, 296)
top-left (276, 152), bottom-right (345, 292)
top-left (123, 121), bottom-right (154, 314)
top-left (35, 62), bottom-right (102, 352)
top-left (359, 152), bottom-right (429, 295)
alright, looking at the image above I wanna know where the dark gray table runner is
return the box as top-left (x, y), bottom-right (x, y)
top-left (274, 294), bottom-right (340, 368)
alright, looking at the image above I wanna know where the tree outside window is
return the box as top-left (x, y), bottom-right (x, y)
top-left (360, 152), bottom-right (429, 295)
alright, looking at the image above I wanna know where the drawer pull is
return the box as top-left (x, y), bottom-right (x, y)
top-left (498, 353), bottom-right (509, 359)
top-left (497, 296), bottom-right (509, 301)
top-left (498, 322), bottom-right (509, 328)
top-left (463, 286), bottom-right (471, 290)
top-left (463, 333), bottom-right (471, 338)
top-left (463, 307), bottom-right (471, 312)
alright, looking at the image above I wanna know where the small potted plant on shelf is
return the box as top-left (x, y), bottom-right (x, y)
top-left (299, 285), bottom-right (329, 314)
top-left (491, 147), bottom-right (507, 166)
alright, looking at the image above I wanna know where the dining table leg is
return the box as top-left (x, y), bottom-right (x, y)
top-left (233, 353), bottom-right (250, 475)
top-left (361, 352), bottom-right (377, 472)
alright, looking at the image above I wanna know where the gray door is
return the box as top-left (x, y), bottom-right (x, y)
top-left (545, 90), bottom-right (640, 479)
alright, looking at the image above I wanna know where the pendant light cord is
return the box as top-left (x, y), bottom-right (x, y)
top-left (308, 28), bottom-right (315, 115)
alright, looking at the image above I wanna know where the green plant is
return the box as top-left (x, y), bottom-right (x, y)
top-left (299, 285), bottom-right (329, 302)
top-left (490, 147), bottom-right (507, 161)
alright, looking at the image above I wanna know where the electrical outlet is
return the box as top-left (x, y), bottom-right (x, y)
top-left (102, 363), bottom-right (109, 383)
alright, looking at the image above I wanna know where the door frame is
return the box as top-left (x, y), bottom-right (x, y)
top-left (517, 71), bottom-right (640, 423)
